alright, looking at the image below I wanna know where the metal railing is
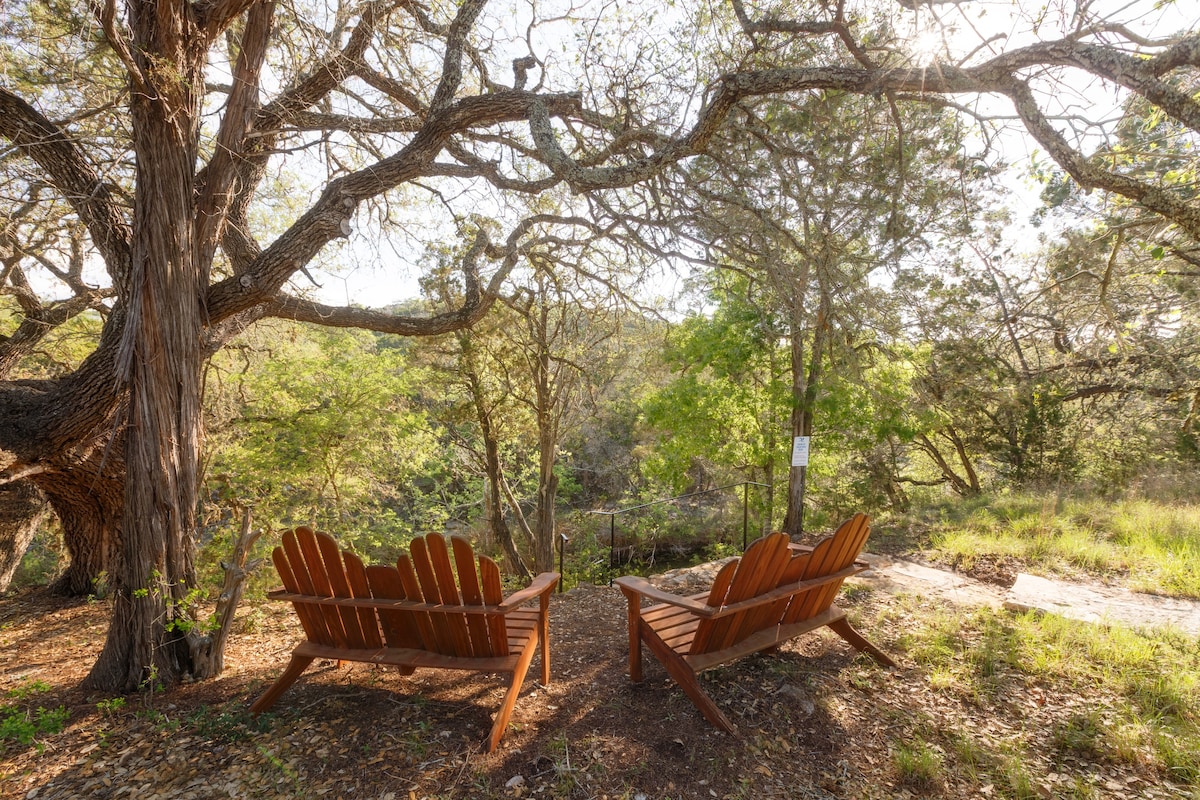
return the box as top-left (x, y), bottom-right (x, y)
top-left (587, 481), bottom-right (769, 585)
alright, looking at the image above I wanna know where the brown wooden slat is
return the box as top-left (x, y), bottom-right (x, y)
top-left (785, 515), bottom-right (869, 624)
top-left (364, 564), bottom-right (423, 649)
top-left (803, 514), bottom-right (869, 618)
top-left (397, 553), bottom-right (442, 653)
top-left (724, 534), bottom-right (792, 646)
top-left (281, 530), bottom-right (317, 594)
top-left (409, 537), bottom-right (440, 602)
top-left (425, 534), bottom-right (461, 604)
top-left (654, 618), bottom-right (701, 651)
top-left (685, 607), bottom-right (846, 674)
top-left (425, 534), bottom-right (472, 658)
top-left (289, 641), bottom-right (521, 673)
top-left (452, 536), bottom-right (493, 657)
top-left (786, 524), bottom-right (841, 623)
top-left (643, 604), bottom-right (696, 628)
top-left (479, 556), bottom-right (509, 657)
top-left (704, 557), bottom-right (740, 607)
top-left (319, 533), bottom-right (368, 648)
top-left (764, 552), bottom-right (810, 622)
top-left (342, 552), bottom-right (382, 649)
top-left (296, 528), bottom-right (334, 595)
top-left (280, 529), bottom-right (336, 645)
top-left (273, 543), bottom-right (325, 645)
top-left (296, 528), bottom-right (348, 648)
top-left (690, 560), bottom-right (740, 654)
top-left (698, 533), bottom-right (789, 653)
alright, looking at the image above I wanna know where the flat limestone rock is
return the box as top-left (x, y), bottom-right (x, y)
top-left (851, 553), bottom-right (1007, 609)
top-left (1005, 573), bottom-right (1200, 636)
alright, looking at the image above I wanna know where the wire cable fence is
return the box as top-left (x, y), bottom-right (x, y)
top-left (574, 482), bottom-right (771, 587)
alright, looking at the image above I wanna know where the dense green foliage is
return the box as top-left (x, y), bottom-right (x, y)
top-left (202, 323), bottom-right (455, 559)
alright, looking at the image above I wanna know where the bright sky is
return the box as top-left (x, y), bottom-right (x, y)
top-left (301, 0), bottom-right (1198, 310)
top-left (17, 1), bottom-right (1197, 309)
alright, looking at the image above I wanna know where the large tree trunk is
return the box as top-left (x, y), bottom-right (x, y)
top-left (464, 345), bottom-right (533, 580)
top-left (0, 481), bottom-right (48, 593)
top-left (85, 3), bottom-right (207, 692)
top-left (531, 333), bottom-right (560, 574)
top-left (534, 421), bottom-right (558, 573)
top-left (40, 462), bottom-right (126, 595)
top-left (0, 329), bottom-right (130, 596)
top-left (782, 288), bottom-right (830, 539)
top-left (481, 434), bottom-right (533, 581)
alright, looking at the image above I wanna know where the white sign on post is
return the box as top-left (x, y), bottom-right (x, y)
top-left (790, 436), bottom-right (810, 467)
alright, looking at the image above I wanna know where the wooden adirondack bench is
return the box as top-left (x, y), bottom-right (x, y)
top-left (251, 528), bottom-right (558, 752)
top-left (614, 513), bottom-right (894, 731)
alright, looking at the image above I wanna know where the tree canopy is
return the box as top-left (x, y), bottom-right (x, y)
top-left (1, 0), bottom-right (1198, 690)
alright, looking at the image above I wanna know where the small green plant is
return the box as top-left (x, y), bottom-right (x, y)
top-left (0, 705), bottom-right (69, 752)
top-left (5, 680), bottom-right (51, 700)
top-left (944, 730), bottom-right (991, 782)
top-left (95, 697), bottom-right (126, 718)
top-left (135, 707), bottom-right (179, 732)
top-left (999, 753), bottom-right (1039, 800)
top-left (188, 705), bottom-right (272, 742)
top-left (702, 540), bottom-right (741, 562)
top-left (893, 738), bottom-right (942, 787)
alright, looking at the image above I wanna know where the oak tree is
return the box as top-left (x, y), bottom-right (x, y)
top-left (2, 0), bottom-right (1197, 691)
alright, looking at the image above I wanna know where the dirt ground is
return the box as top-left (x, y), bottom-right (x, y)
top-left (0, 574), bottom-right (1191, 800)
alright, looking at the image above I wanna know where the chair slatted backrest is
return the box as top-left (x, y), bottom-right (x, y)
top-left (363, 563), bottom-right (424, 650)
top-left (689, 532), bottom-right (792, 655)
top-left (782, 513), bottom-right (871, 625)
top-left (273, 530), bottom-right (511, 658)
top-left (687, 515), bottom-right (873, 657)
top-left (395, 533), bottom-right (510, 658)
top-left (274, 527), bottom-right (382, 649)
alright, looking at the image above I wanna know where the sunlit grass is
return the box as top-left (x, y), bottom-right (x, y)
top-left (893, 737), bottom-right (942, 787)
top-left (894, 604), bottom-right (1200, 789)
top-left (917, 492), bottom-right (1200, 598)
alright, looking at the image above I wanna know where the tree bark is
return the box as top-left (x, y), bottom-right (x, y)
top-left (0, 481), bottom-right (48, 592)
top-left (40, 462), bottom-right (125, 596)
top-left (462, 338), bottom-right (533, 580)
top-left (85, 0), bottom-right (208, 692)
top-left (782, 277), bottom-right (831, 539)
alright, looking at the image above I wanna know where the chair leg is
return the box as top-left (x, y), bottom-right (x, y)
top-left (620, 588), bottom-right (644, 682)
top-left (640, 624), bottom-right (735, 732)
top-left (539, 595), bottom-right (552, 685)
top-left (828, 618), bottom-right (896, 668)
top-left (250, 653), bottom-right (316, 713)
top-left (488, 629), bottom-right (540, 753)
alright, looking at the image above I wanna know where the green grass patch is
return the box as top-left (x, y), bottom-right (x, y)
top-left (904, 491), bottom-right (1200, 598)
top-left (897, 604), bottom-right (1200, 788)
top-left (893, 737), bottom-right (942, 787)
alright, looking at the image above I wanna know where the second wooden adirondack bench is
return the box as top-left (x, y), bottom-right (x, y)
top-left (251, 528), bottom-right (558, 752)
top-left (615, 513), bottom-right (894, 731)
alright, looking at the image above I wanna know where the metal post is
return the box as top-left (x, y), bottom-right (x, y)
top-left (742, 481), bottom-right (750, 551)
top-left (557, 533), bottom-right (568, 593)
top-left (609, 514), bottom-right (616, 586)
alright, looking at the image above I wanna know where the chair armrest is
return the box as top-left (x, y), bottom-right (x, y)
top-left (613, 576), bottom-right (713, 615)
top-left (499, 572), bottom-right (559, 610)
